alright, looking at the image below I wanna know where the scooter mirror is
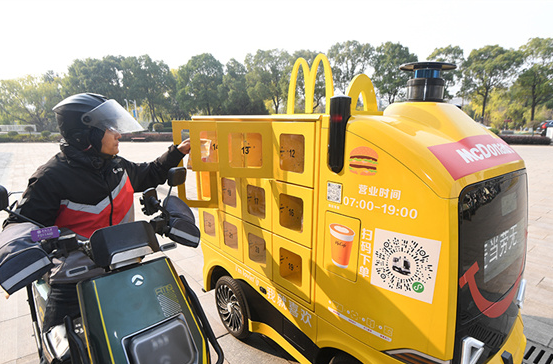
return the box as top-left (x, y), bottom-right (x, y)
top-left (0, 186), bottom-right (8, 210)
top-left (167, 167), bottom-right (186, 187)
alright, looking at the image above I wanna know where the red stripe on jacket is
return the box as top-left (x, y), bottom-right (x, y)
top-left (55, 176), bottom-right (135, 238)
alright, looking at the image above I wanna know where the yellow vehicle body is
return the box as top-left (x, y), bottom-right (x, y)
top-left (172, 54), bottom-right (527, 364)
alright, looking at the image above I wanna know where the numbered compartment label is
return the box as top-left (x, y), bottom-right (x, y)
top-left (280, 134), bottom-right (305, 173)
top-left (223, 221), bottom-right (238, 249)
top-left (229, 132), bottom-right (263, 168)
top-left (248, 233), bottom-right (266, 264)
top-left (247, 184), bottom-right (266, 218)
top-left (221, 178), bottom-right (237, 207)
top-left (279, 194), bottom-right (304, 232)
top-left (203, 211), bottom-right (216, 236)
top-left (279, 247), bottom-right (302, 286)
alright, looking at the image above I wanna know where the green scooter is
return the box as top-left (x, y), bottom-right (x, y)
top-left (0, 167), bottom-right (223, 364)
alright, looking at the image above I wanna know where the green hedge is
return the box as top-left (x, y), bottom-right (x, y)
top-left (0, 133), bottom-right (62, 143)
top-left (0, 132), bottom-right (179, 143)
top-left (500, 135), bottom-right (552, 145)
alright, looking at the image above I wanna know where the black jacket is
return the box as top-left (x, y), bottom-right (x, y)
top-left (5, 142), bottom-right (185, 283)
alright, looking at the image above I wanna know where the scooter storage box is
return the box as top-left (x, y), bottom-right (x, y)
top-left (77, 257), bottom-right (209, 363)
top-left (0, 222), bottom-right (53, 295)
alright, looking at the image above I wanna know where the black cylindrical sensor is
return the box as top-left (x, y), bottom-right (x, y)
top-left (399, 62), bottom-right (456, 102)
top-left (328, 95), bottom-right (351, 174)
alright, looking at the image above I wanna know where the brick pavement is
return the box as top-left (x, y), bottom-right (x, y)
top-left (0, 142), bottom-right (551, 364)
top-left (512, 146), bottom-right (553, 349)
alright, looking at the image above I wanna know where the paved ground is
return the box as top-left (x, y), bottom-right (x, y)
top-left (0, 142), bottom-right (551, 364)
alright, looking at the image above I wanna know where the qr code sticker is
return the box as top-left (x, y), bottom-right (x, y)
top-left (327, 182), bottom-right (342, 203)
top-left (371, 228), bottom-right (441, 304)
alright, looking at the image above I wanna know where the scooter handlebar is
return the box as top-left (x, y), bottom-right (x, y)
top-left (162, 196), bottom-right (200, 248)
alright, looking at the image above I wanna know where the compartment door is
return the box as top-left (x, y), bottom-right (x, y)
top-left (172, 120), bottom-right (218, 208)
top-left (216, 121), bottom-right (273, 178)
top-left (273, 121), bottom-right (317, 188)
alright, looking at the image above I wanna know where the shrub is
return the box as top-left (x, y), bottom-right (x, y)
top-left (489, 127), bottom-right (500, 135)
top-left (0, 132), bottom-right (62, 143)
top-left (500, 135), bottom-right (551, 145)
top-left (152, 123), bottom-right (164, 132)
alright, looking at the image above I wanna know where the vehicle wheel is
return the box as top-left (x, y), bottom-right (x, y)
top-left (329, 352), bottom-right (362, 364)
top-left (215, 276), bottom-right (251, 339)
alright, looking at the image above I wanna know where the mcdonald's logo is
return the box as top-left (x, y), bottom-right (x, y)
top-left (287, 54), bottom-right (334, 114)
top-left (345, 74), bottom-right (380, 115)
top-left (287, 54), bottom-right (381, 116)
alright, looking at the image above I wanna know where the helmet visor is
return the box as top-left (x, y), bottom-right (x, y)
top-left (81, 100), bottom-right (144, 134)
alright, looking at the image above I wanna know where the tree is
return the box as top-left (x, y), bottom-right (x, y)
top-left (513, 37), bottom-right (553, 122)
top-left (245, 49), bottom-right (291, 113)
top-left (427, 45), bottom-right (465, 100)
top-left (483, 88), bottom-right (526, 130)
top-left (62, 56), bottom-right (125, 101)
top-left (220, 59), bottom-right (268, 115)
top-left (163, 69), bottom-right (189, 121)
top-left (327, 41), bottom-right (373, 94)
top-left (121, 55), bottom-right (176, 123)
top-left (176, 53), bottom-right (224, 116)
top-left (371, 42), bottom-right (418, 105)
top-left (461, 45), bottom-right (523, 123)
top-left (0, 73), bottom-right (61, 131)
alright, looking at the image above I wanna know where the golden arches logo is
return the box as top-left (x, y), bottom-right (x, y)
top-left (346, 74), bottom-right (380, 115)
top-left (287, 54), bottom-right (381, 116)
top-left (287, 54), bottom-right (334, 114)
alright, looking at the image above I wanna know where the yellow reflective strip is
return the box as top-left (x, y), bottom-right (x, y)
top-left (76, 286), bottom-right (93, 362)
top-left (164, 259), bottom-right (209, 361)
top-left (93, 281), bottom-right (116, 364)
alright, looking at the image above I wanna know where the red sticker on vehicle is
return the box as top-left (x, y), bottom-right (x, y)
top-left (428, 135), bottom-right (522, 180)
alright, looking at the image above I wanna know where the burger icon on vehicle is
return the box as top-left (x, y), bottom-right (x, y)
top-left (348, 146), bottom-right (378, 176)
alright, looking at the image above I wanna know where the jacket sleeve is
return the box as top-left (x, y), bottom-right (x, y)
top-left (123, 144), bottom-right (185, 193)
top-left (3, 167), bottom-right (62, 229)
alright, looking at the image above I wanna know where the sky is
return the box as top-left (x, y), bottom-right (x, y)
top-left (0, 0), bottom-right (551, 81)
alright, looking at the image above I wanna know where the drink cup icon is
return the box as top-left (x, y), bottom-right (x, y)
top-left (329, 223), bottom-right (356, 268)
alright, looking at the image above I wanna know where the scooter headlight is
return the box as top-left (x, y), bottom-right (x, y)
top-left (45, 324), bottom-right (69, 360)
top-left (125, 314), bottom-right (199, 364)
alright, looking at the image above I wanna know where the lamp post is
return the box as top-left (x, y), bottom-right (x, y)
top-left (124, 99), bottom-right (139, 119)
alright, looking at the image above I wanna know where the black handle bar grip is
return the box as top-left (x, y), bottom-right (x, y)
top-left (162, 196), bottom-right (200, 248)
top-left (163, 196), bottom-right (195, 223)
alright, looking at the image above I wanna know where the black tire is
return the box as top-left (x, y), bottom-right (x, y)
top-left (329, 352), bottom-right (363, 364)
top-left (215, 276), bottom-right (251, 340)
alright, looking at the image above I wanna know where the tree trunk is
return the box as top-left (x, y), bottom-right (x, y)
top-left (481, 89), bottom-right (490, 124)
top-left (530, 83), bottom-right (537, 121)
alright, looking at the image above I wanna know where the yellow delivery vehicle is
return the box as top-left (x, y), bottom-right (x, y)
top-left (172, 54), bottom-right (527, 364)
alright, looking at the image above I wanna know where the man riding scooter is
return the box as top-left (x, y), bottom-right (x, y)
top-left (2, 93), bottom-right (190, 363)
